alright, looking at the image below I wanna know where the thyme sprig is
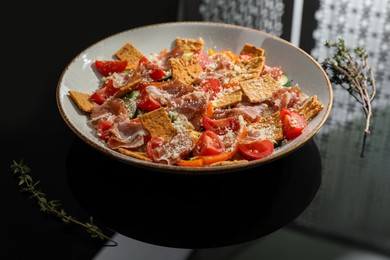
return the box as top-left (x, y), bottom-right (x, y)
top-left (321, 39), bottom-right (377, 158)
top-left (10, 159), bottom-right (117, 246)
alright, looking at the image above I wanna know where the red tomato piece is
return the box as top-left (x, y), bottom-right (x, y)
top-left (104, 79), bottom-right (119, 96)
top-left (202, 116), bottom-right (240, 135)
top-left (146, 137), bottom-right (166, 161)
top-left (135, 81), bottom-right (162, 112)
top-left (137, 56), bottom-right (165, 81)
top-left (238, 140), bottom-right (274, 160)
top-left (193, 130), bottom-right (225, 156)
top-left (280, 108), bottom-right (307, 140)
top-left (137, 94), bottom-right (161, 112)
top-left (94, 60), bottom-right (128, 76)
top-left (96, 120), bottom-right (113, 142)
top-left (199, 78), bottom-right (221, 100)
top-left (90, 79), bottom-right (119, 105)
top-left (90, 88), bottom-right (106, 105)
top-left (149, 68), bottom-right (165, 81)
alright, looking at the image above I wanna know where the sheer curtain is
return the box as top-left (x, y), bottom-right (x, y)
top-left (295, 0), bottom-right (390, 254)
top-left (198, 0), bottom-right (285, 37)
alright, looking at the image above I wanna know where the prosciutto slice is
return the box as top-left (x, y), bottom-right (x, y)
top-left (272, 85), bottom-right (308, 110)
top-left (143, 79), bottom-right (196, 107)
top-left (89, 98), bottom-right (129, 127)
top-left (107, 117), bottom-right (149, 150)
top-left (213, 102), bottom-right (272, 123)
top-left (168, 91), bottom-right (208, 130)
top-left (148, 132), bottom-right (193, 165)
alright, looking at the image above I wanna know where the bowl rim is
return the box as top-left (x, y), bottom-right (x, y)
top-left (56, 21), bottom-right (333, 175)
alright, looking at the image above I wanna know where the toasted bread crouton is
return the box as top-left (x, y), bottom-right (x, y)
top-left (169, 55), bottom-right (202, 85)
top-left (68, 90), bottom-right (94, 113)
top-left (239, 74), bottom-right (280, 103)
top-left (248, 111), bottom-right (283, 141)
top-left (232, 56), bottom-right (265, 82)
top-left (113, 73), bottom-right (142, 98)
top-left (175, 37), bottom-right (205, 53)
top-left (240, 43), bottom-right (265, 57)
top-left (213, 89), bottom-right (243, 108)
top-left (115, 43), bottom-right (144, 69)
top-left (295, 95), bottom-right (324, 122)
top-left (139, 107), bottom-right (177, 140)
top-left (210, 159), bottom-right (248, 167)
top-left (117, 148), bottom-right (152, 162)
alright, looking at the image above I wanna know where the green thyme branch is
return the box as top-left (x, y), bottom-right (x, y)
top-left (10, 159), bottom-right (117, 246)
top-left (322, 39), bottom-right (377, 158)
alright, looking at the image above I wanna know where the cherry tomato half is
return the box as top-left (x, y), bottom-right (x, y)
top-left (280, 108), bottom-right (307, 140)
top-left (94, 60), bottom-right (128, 76)
top-left (137, 56), bottom-right (165, 81)
top-left (137, 94), bottom-right (161, 112)
top-left (238, 139), bottom-right (274, 160)
top-left (90, 79), bottom-right (119, 105)
top-left (193, 130), bottom-right (225, 156)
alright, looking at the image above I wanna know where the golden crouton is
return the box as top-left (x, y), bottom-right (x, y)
top-left (295, 95), bottom-right (324, 122)
top-left (240, 74), bottom-right (280, 103)
top-left (169, 55), bottom-right (203, 85)
top-left (248, 111), bottom-right (283, 141)
top-left (240, 43), bottom-right (265, 57)
top-left (175, 37), bottom-right (205, 53)
top-left (113, 73), bottom-right (142, 98)
top-left (232, 56), bottom-right (265, 82)
top-left (210, 160), bottom-right (248, 167)
top-left (139, 107), bottom-right (177, 140)
top-left (68, 90), bottom-right (94, 113)
top-left (117, 148), bottom-right (152, 162)
top-left (115, 43), bottom-right (144, 69)
top-left (213, 89), bottom-right (243, 108)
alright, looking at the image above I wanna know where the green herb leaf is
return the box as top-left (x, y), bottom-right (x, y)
top-left (322, 38), bottom-right (376, 158)
top-left (10, 159), bottom-right (117, 246)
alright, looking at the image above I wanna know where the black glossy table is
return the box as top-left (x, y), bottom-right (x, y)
top-left (1, 105), bottom-right (321, 258)
top-left (67, 138), bottom-right (321, 249)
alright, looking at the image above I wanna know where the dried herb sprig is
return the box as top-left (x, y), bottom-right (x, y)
top-left (10, 159), bottom-right (117, 246)
top-left (321, 38), bottom-right (377, 158)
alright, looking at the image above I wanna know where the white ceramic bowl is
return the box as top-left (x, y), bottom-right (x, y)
top-left (56, 21), bottom-right (332, 174)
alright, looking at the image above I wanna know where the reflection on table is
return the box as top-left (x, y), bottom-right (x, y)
top-left (66, 138), bottom-right (321, 248)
